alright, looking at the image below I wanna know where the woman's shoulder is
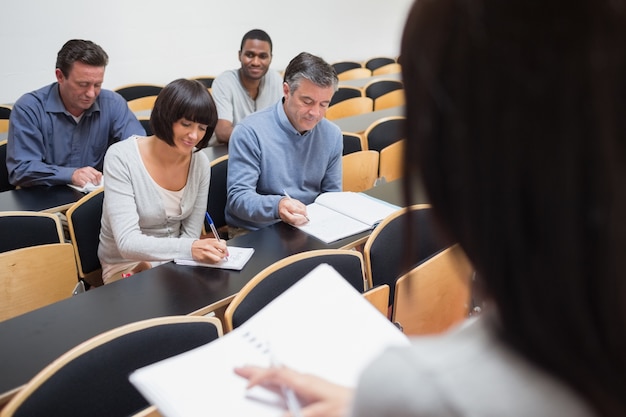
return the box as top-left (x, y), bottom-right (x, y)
top-left (352, 317), bottom-right (595, 417)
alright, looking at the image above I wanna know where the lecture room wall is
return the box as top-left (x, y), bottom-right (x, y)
top-left (0, 0), bottom-right (414, 104)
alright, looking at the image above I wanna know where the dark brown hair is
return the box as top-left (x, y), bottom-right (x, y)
top-left (150, 79), bottom-right (217, 150)
top-left (56, 39), bottom-right (108, 77)
top-left (401, 0), bottom-right (626, 414)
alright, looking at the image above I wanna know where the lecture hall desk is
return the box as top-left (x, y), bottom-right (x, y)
top-left (0, 179), bottom-right (423, 407)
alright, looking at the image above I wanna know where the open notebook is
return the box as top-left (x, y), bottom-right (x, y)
top-left (295, 191), bottom-right (400, 243)
top-left (130, 264), bottom-right (409, 417)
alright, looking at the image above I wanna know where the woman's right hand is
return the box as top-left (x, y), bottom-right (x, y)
top-left (191, 238), bottom-right (229, 263)
top-left (235, 365), bottom-right (354, 417)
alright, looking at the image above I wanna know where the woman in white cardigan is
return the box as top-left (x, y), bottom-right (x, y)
top-left (98, 79), bottom-right (228, 284)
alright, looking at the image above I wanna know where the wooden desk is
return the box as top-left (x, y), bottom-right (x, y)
top-left (0, 186), bottom-right (85, 213)
top-left (202, 144), bottom-right (228, 162)
top-left (0, 180), bottom-right (419, 406)
top-left (333, 105), bottom-right (404, 134)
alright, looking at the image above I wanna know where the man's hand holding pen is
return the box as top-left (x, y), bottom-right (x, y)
top-left (279, 190), bottom-right (310, 226)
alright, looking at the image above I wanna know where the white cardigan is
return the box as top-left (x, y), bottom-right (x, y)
top-left (98, 136), bottom-right (210, 274)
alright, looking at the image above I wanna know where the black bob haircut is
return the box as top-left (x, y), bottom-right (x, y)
top-left (150, 78), bottom-right (217, 150)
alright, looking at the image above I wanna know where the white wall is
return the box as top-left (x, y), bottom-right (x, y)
top-left (0, 0), bottom-right (413, 104)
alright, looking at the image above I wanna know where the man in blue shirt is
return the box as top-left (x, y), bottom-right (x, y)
top-left (226, 52), bottom-right (342, 233)
top-left (6, 39), bottom-right (144, 187)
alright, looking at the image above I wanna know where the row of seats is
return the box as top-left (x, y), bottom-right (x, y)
top-left (332, 56), bottom-right (402, 81)
top-left (0, 205), bottom-right (474, 417)
top-left (0, 189), bottom-right (104, 321)
top-left (328, 79), bottom-right (405, 117)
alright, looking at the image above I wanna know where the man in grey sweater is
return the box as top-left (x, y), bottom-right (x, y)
top-left (225, 52), bottom-right (342, 233)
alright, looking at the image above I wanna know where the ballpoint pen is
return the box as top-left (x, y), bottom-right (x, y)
top-left (282, 189), bottom-right (310, 222)
top-left (205, 212), bottom-right (228, 260)
top-left (269, 352), bottom-right (303, 417)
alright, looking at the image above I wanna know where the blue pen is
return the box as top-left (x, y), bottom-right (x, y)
top-left (205, 212), bottom-right (228, 260)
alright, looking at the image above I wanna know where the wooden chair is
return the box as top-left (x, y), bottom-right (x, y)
top-left (326, 97), bottom-right (373, 120)
top-left (114, 84), bottom-right (163, 101)
top-left (363, 284), bottom-right (390, 316)
top-left (0, 139), bottom-right (16, 192)
top-left (331, 60), bottom-right (363, 75)
top-left (379, 139), bottom-right (406, 182)
top-left (392, 244), bottom-right (473, 335)
top-left (0, 104), bottom-right (11, 134)
top-left (189, 75), bottom-right (215, 89)
top-left (0, 243), bottom-right (78, 322)
top-left (372, 62), bottom-right (402, 76)
top-left (363, 116), bottom-right (406, 152)
top-left (337, 67), bottom-right (372, 81)
top-left (127, 95), bottom-right (158, 113)
top-left (0, 211), bottom-right (64, 253)
top-left (364, 56), bottom-right (396, 72)
top-left (363, 204), bottom-right (452, 308)
top-left (66, 188), bottom-right (105, 287)
top-left (204, 155), bottom-right (229, 238)
top-left (363, 78), bottom-right (404, 101)
top-left (342, 150), bottom-right (380, 192)
top-left (374, 89), bottom-right (405, 111)
top-left (330, 85), bottom-right (363, 107)
top-left (223, 249), bottom-right (369, 332)
top-left (0, 316), bottom-right (222, 417)
top-left (342, 131), bottom-right (367, 155)
top-left (137, 116), bottom-right (152, 136)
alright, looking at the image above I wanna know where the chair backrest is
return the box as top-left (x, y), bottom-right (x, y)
top-left (224, 249), bottom-right (368, 332)
top-left (0, 139), bottom-right (15, 192)
top-left (0, 104), bottom-right (11, 134)
top-left (362, 284), bottom-right (391, 317)
top-left (342, 150), bottom-right (380, 192)
top-left (337, 67), bottom-right (372, 81)
top-left (330, 85), bottom-right (363, 107)
top-left (372, 62), bottom-right (402, 76)
top-left (363, 204), bottom-right (453, 306)
top-left (363, 116), bottom-right (406, 152)
top-left (379, 139), bottom-right (406, 183)
top-left (66, 188), bottom-right (104, 281)
top-left (374, 89), bottom-right (405, 111)
top-left (137, 116), bottom-right (153, 136)
top-left (206, 155), bottom-right (228, 236)
top-left (114, 84), bottom-right (164, 101)
top-left (326, 96), bottom-right (373, 120)
top-left (0, 243), bottom-right (78, 322)
top-left (0, 316), bottom-right (222, 417)
top-left (363, 79), bottom-right (404, 101)
top-left (189, 76), bottom-right (215, 89)
top-left (331, 61), bottom-right (363, 75)
top-left (0, 211), bottom-right (64, 253)
top-left (342, 131), bottom-right (367, 155)
top-left (127, 95), bottom-right (158, 113)
top-left (392, 244), bottom-right (473, 335)
top-left (0, 104), bottom-right (11, 120)
top-left (364, 56), bottom-right (396, 71)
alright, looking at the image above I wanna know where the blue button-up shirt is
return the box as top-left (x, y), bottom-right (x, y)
top-left (6, 83), bottom-right (145, 187)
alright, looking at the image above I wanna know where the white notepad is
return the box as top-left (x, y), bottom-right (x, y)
top-left (174, 246), bottom-right (254, 271)
top-left (295, 191), bottom-right (400, 243)
top-left (67, 177), bottom-right (104, 193)
top-left (129, 264), bottom-right (409, 417)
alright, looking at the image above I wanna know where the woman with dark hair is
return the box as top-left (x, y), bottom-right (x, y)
top-left (99, 79), bottom-right (228, 284)
top-left (235, 0), bottom-right (626, 415)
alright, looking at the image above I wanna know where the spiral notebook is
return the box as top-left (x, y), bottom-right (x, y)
top-left (129, 264), bottom-right (409, 417)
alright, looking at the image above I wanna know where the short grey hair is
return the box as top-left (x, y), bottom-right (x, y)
top-left (283, 52), bottom-right (338, 93)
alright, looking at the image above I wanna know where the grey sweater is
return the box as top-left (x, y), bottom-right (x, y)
top-left (350, 315), bottom-right (595, 417)
top-left (98, 137), bottom-right (210, 271)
